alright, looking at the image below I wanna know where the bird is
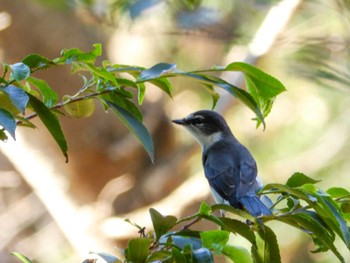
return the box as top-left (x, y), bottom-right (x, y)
top-left (172, 110), bottom-right (271, 217)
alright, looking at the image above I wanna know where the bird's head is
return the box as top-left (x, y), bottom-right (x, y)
top-left (172, 110), bottom-right (233, 148)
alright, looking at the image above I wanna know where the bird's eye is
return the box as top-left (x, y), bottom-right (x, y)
top-left (190, 118), bottom-right (204, 125)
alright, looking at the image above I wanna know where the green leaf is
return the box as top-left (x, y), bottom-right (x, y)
top-left (171, 247), bottom-right (186, 262)
top-left (0, 85), bottom-right (29, 114)
top-left (149, 208), bottom-right (177, 241)
top-left (137, 63), bottom-right (176, 82)
top-left (22, 54), bottom-right (53, 70)
top-left (11, 252), bottom-right (33, 263)
top-left (137, 82), bottom-right (146, 105)
top-left (301, 184), bottom-right (350, 248)
top-left (106, 101), bottom-right (154, 163)
top-left (63, 98), bottom-right (95, 118)
top-left (225, 62), bottom-right (286, 98)
top-left (178, 72), bottom-right (265, 128)
top-left (222, 245), bottom-right (253, 263)
top-left (0, 108), bottom-right (16, 139)
top-left (147, 250), bottom-right (172, 262)
top-left (149, 78), bottom-right (173, 98)
top-left (286, 172), bottom-right (320, 188)
top-left (106, 92), bottom-right (142, 121)
top-left (327, 187), bottom-right (350, 198)
top-left (0, 129), bottom-right (8, 141)
top-left (220, 217), bottom-right (256, 246)
top-left (126, 238), bottom-right (150, 263)
top-left (28, 94), bottom-right (68, 162)
top-left (251, 225), bottom-right (281, 263)
top-left (203, 84), bottom-right (219, 110)
top-left (277, 211), bottom-right (344, 261)
top-left (199, 201), bottom-right (212, 216)
top-left (10, 63), bottom-right (30, 81)
top-left (27, 77), bottom-right (58, 107)
top-left (201, 230), bottom-right (229, 254)
top-left (56, 43), bottom-right (102, 64)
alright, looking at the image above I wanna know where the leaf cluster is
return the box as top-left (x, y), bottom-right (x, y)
top-left (0, 43), bottom-right (285, 162)
top-left (14, 173), bottom-right (350, 263)
top-left (97, 173), bottom-right (350, 263)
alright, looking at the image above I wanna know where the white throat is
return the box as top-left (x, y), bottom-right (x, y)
top-left (187, 129), bottom-right (222, 149)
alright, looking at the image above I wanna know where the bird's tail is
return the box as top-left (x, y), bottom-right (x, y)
top-left (240, 196), bottom-right (272, 217)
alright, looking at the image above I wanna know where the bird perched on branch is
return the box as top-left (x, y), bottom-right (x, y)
top-left (172, 110), bottom-right (271, 217)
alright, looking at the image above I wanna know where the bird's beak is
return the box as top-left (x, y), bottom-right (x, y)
top-left (172, 118), bottom-right (187, 125)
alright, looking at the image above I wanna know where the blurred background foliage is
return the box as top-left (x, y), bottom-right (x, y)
top-left (1, 0), bottom-right (350, 262)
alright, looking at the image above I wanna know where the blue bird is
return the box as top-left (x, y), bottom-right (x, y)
top-left (172, 110), bottom-right (271, 217)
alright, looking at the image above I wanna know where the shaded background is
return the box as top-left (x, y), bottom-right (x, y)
top-left (1, 0), bottom-right (350, 262)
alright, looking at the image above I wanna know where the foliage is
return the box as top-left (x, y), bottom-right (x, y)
top-left (12, 174), bottom-right (350, 263)
top-left (0, 43), bottom-right (285, 163)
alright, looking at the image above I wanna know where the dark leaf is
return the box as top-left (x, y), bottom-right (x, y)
top-left (106, 101), bottom-right (154, 162)
top-left (301, 184), bottom-right (350, 248)
top-left (106, 92), bottom-right (142, 121)
top-left (0, 108), bottom-right (16, 139)
top-left (277, 211), bottom-right (344, 262)
top-left (10, 63), bottom-right (30, 81)
top-left (0, 130), bottom-right (8, 141)
top-left (149, 208), bottom-right (177, 241)
top-left (28, 94), bottom-right (68, 162)
top-left (286, 172), bottom-right (320, 188)
top-left (220, 217), bottom-right (256, 246)
top-left (251, 225), bottom-right (281, 263)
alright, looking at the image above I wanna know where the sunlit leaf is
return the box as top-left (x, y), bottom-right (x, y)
top-left (11, 252), bottom-right (33, 263)
top-left (286, 172), bottom-right (320, 188)
top-left (55, 43), bottom-right (102, 64)
top-left (27, 77), bottom-right (58, 107)
top-left (225, 62), bottom-right (286, 98)
top-left (63, 98), bottom-right (95, 118)
top-left (222, 245), bottom-right (253, 263)
top-left (327, 187), bottom-right (350, 198)
top-left (201, 230), bottom-right (229, 254)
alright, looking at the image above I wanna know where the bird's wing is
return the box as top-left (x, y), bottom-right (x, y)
top-left (203, 144), bottom-right (241, 206)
